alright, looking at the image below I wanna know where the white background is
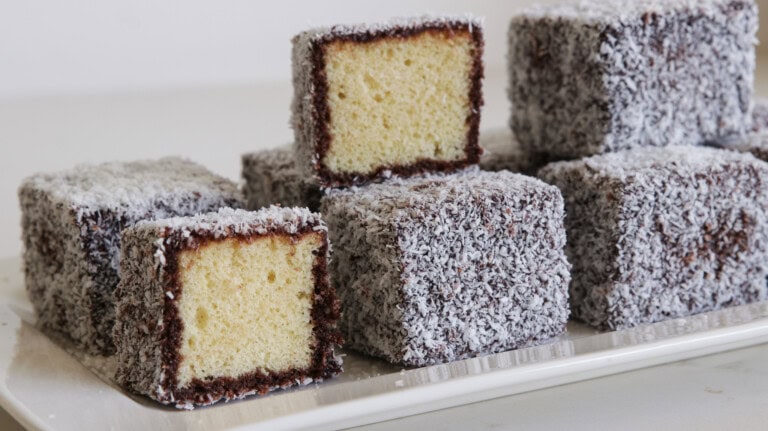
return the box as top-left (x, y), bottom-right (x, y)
top-left (1, 0), bottom-right (558, 99)
top-left (2, 0), bottom-right (768, 258)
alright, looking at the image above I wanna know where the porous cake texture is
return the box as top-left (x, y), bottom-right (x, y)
top-left (509, 0), bottom-right (757, 159)
top-left (292, 16), bottom-right (485, 188)
top-left (322, 171), bottom-right (571, 366)
top-left (241, 146), bottom-right (322, 212)
top-left (114, 207), bottom-right (342, 409)
top-left (19, 158), bottom-right (242, 354)
top-left (538, 146), bottom-right (768, 330)
top-left (478, 128), bottom-right (547, 174)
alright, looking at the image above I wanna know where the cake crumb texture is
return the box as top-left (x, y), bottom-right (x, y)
top-left (175, 233), bottom-right (320, 387)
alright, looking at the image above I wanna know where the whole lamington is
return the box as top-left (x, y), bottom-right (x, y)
top-left (509, 0), bottom-right (757, 159)
top-left (539, 146), bottom-right (768, 330)
top-left (292, 16), bottom-right (484, 188)
top-left (322, 170), bottom-right (571, 366)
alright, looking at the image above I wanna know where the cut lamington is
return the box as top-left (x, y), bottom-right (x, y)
top-left (113, 207), bottom-right (342, 409)
top-left (538, 146), bottom-right (768, 330)
top-left (19, 158), bottom-right (242, 354)
top-left (322, 171), bottom-right (571, 366)
top-left (242, 146), bottom-right (322, 211)
top-left (509, 0), bottom-right (757, 159)
top-left (292, 16), bottom-right (484, 188)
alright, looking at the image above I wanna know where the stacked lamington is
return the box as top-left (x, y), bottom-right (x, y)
top-left (242, 16), bottom-right (573, 367)
top-left (509, 0), bottom-right (756, 159)
top-left (505, 0), bottom-right (768, 329)
top-left (243, 16), bottom-right (486, 206)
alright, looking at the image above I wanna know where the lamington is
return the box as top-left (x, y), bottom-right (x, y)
top-left (19, 158), bottom-right (242, 354)
top-left (322, 171), bottom-right (571, 366)
top-left (114, 207), bottom-right (342, 409)
top-left (538, 146), bottom-right (768, 330)
top-left (241, 146), bottom-right (322, 211)
top-left (292, 16), bottom-right (484, 188)
top-left (478, 128), bottom-right (546, 174)
top-left (509, 0), bottom-right (757, 159)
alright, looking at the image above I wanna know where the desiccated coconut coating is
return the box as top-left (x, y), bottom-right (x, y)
top-left (478, 128), bottom-right (548, 174)
top-left (538, 146), bottom-right (768, 330)
top-left (321, 170), bottom-right (571, 366)
top-left (114, 207), bottom-right (342, 409)
top-left (241, 146), bottom-right (322, 211)
top-left (509, 0), bottom-right (757, 159)
top-left (19, 157), bottom-right (243, 354)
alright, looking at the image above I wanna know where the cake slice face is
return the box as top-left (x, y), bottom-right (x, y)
top-left (292, 17), bottom-right (484, 187)
top-left (114, 207), bottom-right (342, 409)
top-left (323, 29), bottom-right (475, 174)
top-left (175, 233), bottom-right (321, 387)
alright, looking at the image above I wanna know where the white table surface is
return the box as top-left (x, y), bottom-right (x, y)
top-left (2, 58), bottom-right (768, 431)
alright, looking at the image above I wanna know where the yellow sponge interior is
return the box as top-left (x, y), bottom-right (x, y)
top-left (323, 29), bottom-right (475, 175)
top-left (175, 233), bottom-right (322, 387)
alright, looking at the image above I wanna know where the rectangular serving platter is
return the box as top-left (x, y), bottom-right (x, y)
top-left (1, 255), bottom-right (767, 431)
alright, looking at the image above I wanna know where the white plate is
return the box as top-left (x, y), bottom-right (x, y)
top-left (1, 256), bottom-right (767, 431)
